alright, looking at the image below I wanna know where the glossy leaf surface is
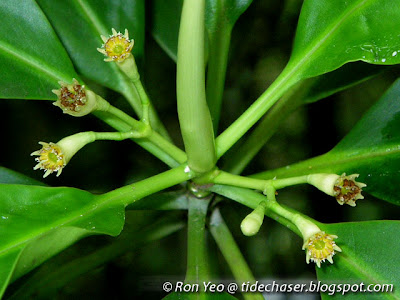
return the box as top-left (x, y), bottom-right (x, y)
top-left (254, 78), bottom-right (400, 205)
top-left (287, 0), bottom-right (400, 81)
top-left (317, 221), bottom-right (400, 299)
top-left (9, 212), bottom-right (185, 299)
top-left (0, 185), bottom-right (125, 297)
top-left (0, 167), bottom-right (45, 186)
top-left (0, 0), bottom-right (78, 99)
top-left (205, 0), bottom-right (253, 31)
top-left (36, 0), bottom-right (145, 94)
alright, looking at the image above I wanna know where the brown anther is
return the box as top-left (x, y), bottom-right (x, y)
top-left (59, 85), bottom-right (86, 112)
top-left (333, 174), bottom-right (364, 206)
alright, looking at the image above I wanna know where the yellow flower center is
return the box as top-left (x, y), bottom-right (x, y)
top-left (32, 142), bottom-right (66, 177)
top-left (314, 240), bottom-right (326, 250)
top-left (303, 231), bottom-right (341, 268)
top-left (104, 34), bottom-right (133, 61)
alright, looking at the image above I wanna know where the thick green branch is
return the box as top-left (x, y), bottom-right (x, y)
top-left (100, 164), bottom-right (195, 207)
top-left (177, 0), bottom-right (216, 173)
top-left (185, 196), bottom-right (211, 284)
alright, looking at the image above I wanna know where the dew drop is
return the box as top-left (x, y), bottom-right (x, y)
top-left (392, 51), bottom-right (398, 57)
top-left (381, 58), bottom-right (386, 62)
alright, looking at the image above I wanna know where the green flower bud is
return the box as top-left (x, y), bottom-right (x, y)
top-left (240, 202), bottom-right (266, 236)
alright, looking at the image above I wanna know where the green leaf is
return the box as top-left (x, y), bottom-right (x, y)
top-left (317, 221), bottom-right (400, 300)
top-left (224, 62), bottom-right (386, 175)
top-left (9, 212), bottom-right (185, 299)
top-left (0, 0), bottom-right (79, 100)
top-left (36, 0), bottom-right (145, 94)
top-left (37, 0), bottom-right (170, 138)
top-left (253, 78), bottom-right (400, 206)
top-left (0, 184), bottom-right (125, 297)
top-left (205, 0), bottom-right (253, 31)
top-left (0, 167), bottom-right (45, 186)
top-left (287, 0), bottom-right (400, 81)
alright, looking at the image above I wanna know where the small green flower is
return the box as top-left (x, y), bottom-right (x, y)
top-left (333, 173), bottom-right (367, 206)
top-left (307, 173), bottom-right (366, 206)
top-left (97, 28), bottom-right (134, 62)
top-left (52, 79), bottom-right (97, 117)
top-left (31, 133), bottom-right (96, 178)
top-left (303, 231), bottom-right (342, 268)
top-left (31, 142), bottom-right (66, 178)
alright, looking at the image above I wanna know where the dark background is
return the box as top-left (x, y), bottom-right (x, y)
top-left (2, 1), bottom-right (400, 299)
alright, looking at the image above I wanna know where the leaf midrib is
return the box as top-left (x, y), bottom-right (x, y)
top-left (0, 189), bottom-right (120, 258)
top-left (0, 40), bottom-right (71, 84)
top-left (339, 248), bottom-right (400, 300)
top-left (287, 0), bottom-right (374, 79)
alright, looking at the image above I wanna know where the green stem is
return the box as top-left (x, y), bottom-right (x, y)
top-left (225, 81), bottom-right (306, 174)
top-left (146, 131), bottom-right (187, 164)
top-left (215, 66), bottom-right (300, 159)
top-left (100, 164), bottom-right (195, 207)
top-left (209, 209), bottom-right (264, 300)
top-left (206, 18), bottom-right (232, 133)
top-left (132, 78), bottom-right (150, 117)
top-left (185, 196), bottom-right (210, 285)
top-left (209, 184), bottom-right (301, 236)
top-left (105, 104), bottom-right (143, 129)
top-left (123, 82), bottom-right (172, 140)
top-left (213, 171), bottom-right (309, 191)
top-left (177, 0), bottom-right (216, 173)
top-left (94, 109), bottom-right (187, 168)
top-left (250, 153), bottom-right (332, 180)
